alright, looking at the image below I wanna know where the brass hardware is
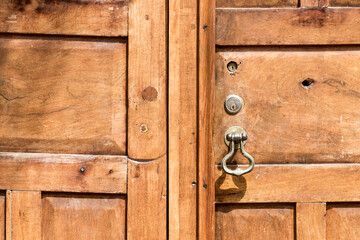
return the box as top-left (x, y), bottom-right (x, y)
top-left (224, 95), bottom-right (243, 114)
top-left (222, 126), bottom-right (255, 176)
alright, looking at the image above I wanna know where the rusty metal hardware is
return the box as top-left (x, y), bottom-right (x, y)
top-left (222, 126), bottom-right (255, 176)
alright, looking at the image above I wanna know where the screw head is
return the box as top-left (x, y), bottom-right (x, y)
top-left (140, 124), bottom-right (148, 133)
top-left (80, 166), bottom-right (86, 173)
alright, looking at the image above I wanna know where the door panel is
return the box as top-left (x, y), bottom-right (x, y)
top-left (0, 38), bottom-right (126, 155)
top-left (215, 204), bottom-right (295, 240)
top-left (214, 49), bottom-right (360, 164)
top-left (7, 191), bottom-right (42, 240)
top-left (329, 0), bottom-right (360, 6)
top-left (42, 193), bottom-right (126, 239)
top-left (0, 0), bottom-right (128, 36)
top-left (216, 0), bottom-right (297, 8)
top-left (327, 203), bottom-right (360, 239)
top-left (216, 8), bottom-right (360, 45)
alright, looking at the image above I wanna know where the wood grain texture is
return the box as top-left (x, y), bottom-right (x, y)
top-left (42, 193), bottom-right (126, 239)
top-left (300, 0), bottom-right (329, 6)
top-left (217, 0), bottom-right (297, 8)
top-left (0, 193), bottom-right (4, 240)
top-left (296, 203), bottom-right (326, 240)
top-left (6, 191), bottom-right (41, 240)
top-left (0, 152), bottom-right (127, 193)
top-left (327, 203), bottom-right (360, 239)
top-left (128, 0), bottom-right (166, 159)
top-left (215, 49), bottom-right (360, 164)
top-left (0, 37), bottom-right (126, 155)
top-left (215, 164), bottom-right (360, 203)
top-left (216, 204), bottom-right (295, 239)
top-left (198, 0), bottom-right (216, 238)
top-left (216, 8), bottom-right (360, 45)
top-left (0, 0), bottom-right (127, 36)
top-left (329, 0), bottom-right (360, 6)
top-left (127, 157), bottom-right (167, 240)
top-left (169, 0), bottom-right (197, 237)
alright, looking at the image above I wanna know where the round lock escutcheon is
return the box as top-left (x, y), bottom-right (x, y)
top-left (224, 95), bottom-right (244, 114)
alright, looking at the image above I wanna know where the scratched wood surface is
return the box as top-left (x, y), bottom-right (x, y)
top-left (214, 49), bottom-right (360, 165)
top-left (327, 203), bottom-right (360, 239)
top-left (0, 193), bottom-right (3, 240)
top-left (169, 0), bottom-right (198, 236)
top-left (296, 203), bottom-right (326, 240)
top-left (0, 0), bottom-right (128, 36)
top-left (0, 37), bottom-right (127, 155)
top-left (6, 191), bottom-right (41, 240)
top-left (42, 193), bottom-right (126, 239)
top-left (127, 157), bottom-right (167, 240)
top-left (216, 8), bottom-right (360, 45)
top-left (0, 152), bottom-right (127, 193)
top-left (215, 204), bottom-right (295, 239)
top-left (215, 164), bottom-right (360, 203)
top-left (128, 0), bottom-right (167, 160)
top-left (329, 0), bottom-right (360, 6)
top-left (217, 0), bottom-right (297, 8)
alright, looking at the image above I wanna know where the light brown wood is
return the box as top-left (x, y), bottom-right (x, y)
top-left (0, 0), bottom-right (127, 36)
top-left (301, 0), bottom-right (329, 7)
top-left (7, 191), bottom-right (41, 240)
top-left (127, 157), bottom-right (167, 240)
top-left (42, 193), bottom-right (126, 239)
top-left (216, 8), bottom-right (360, 46)
top-left (5, 191), bottom-right (11, 240)
top-left (327, 203), bottom-right (360, 239)
top-left (329, 0), bottom-right (360, 6)
top-left (296, 203), bottom-right (326, 240)
top-left (217, 0), bottom-right (297, 8)
top-left (214, 49), bottom-right (360, 164)
top-left (128, 0), bottom-right (167, 160)
top-left (198, 0), bottom-right (216, 238)
top-left (0, 192), bottom-right (4, 240)
top-left (215, 164), bottom-right (360, 203)
top-left (216, 204), bottom-right (295, 239)
top-left (169, 0), bottom-right (197, 237)
top-left (0, 37), bottom-right (126, 155)
top-left (0, 152), bottom-right (127, 193)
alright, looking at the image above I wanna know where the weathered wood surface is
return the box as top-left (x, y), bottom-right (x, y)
top-left (42, 193), bottom-right (126, 239)
top-left (216, 8), bottom-right (360, 45)
top-left (0, 0), bottom-right (128, 36)
top-left (216, 204), bottom-right (295, 239)
top-left (329, 0), bottom-right (360, 6)
top-left (217, 0), bottom-right (297, 8)
top-left (169, 0), bottom-right (197, 237)
top-left (0, 193), bottom-right (4, 240)
top-left (327, 203), bottom-right (360, 239)
top-left (127, 157), bottom-right (167, 240)
top-left (198, 0), bottom-right (216, 238)
top-left (215, 49), bottom-right (360, 164)
top-left (215, 164), bottom-right (360, 203)
top-left (301, 0), bottom-right (329, 7)
top-left (296, 203), bottom-right (326, 240)
top-left (0, 37), bottom-right (126, 155)
top-left (6, 191), bottom-right (41, 240)
top-left (0, 152), bottom-right (127, 193)
top-left (128, 0), bottom-right (167, 160)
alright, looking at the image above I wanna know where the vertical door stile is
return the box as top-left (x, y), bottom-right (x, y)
top-left (168, 0), bottom-right (198, 237)
top-left (127, 0), bottom-right (167, 238)
top-left (198, 0), bottom-right (216, 239)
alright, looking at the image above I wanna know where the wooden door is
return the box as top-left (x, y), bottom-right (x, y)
top-left (0, 0), bottom-right (167, 239)
top-left (196, 0), bottom-right (360, 239)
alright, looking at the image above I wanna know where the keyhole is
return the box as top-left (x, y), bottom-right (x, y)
top-left (227, 61), bottom-right (238, 73)
top-left (230, 103), bottom-right (236, 110)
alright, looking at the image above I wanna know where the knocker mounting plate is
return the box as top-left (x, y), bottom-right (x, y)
top-left (224, 126), bottom-right (247, 149)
